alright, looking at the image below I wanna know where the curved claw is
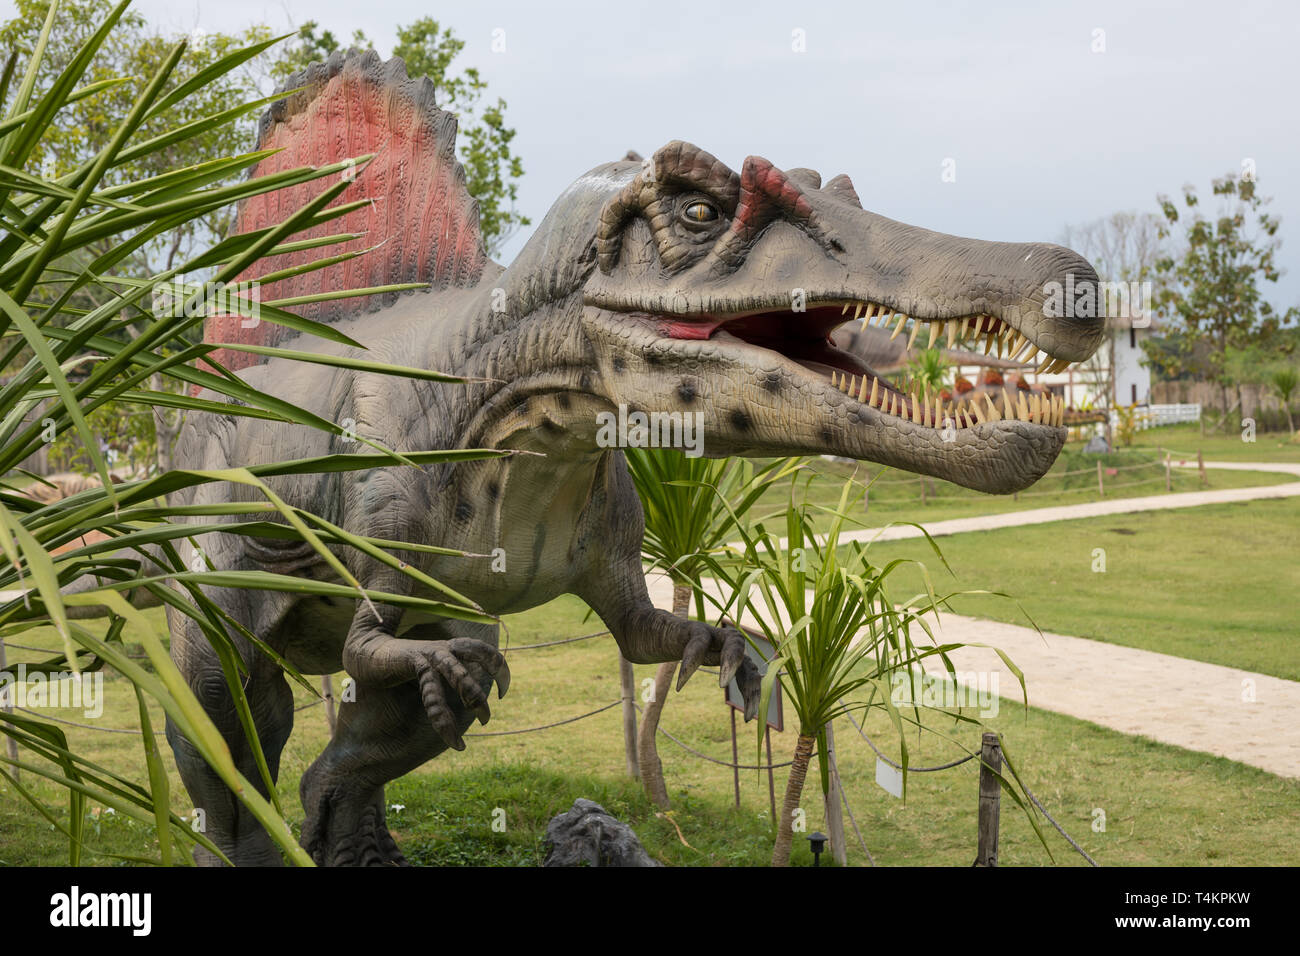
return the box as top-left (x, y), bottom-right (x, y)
top-left (676, 632), bottom-right (709, 691)
top-left (494, 657), bottom-right (511, 699)
top-left (718, 630), bottom-right (745, 688)
top-left (737, 659), bottom-right (762, 722)
top-left (474, 701), bottom-right (491, 725)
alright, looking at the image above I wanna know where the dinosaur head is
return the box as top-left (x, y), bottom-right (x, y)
top-left (575, 141), bottom-right (1104, 494)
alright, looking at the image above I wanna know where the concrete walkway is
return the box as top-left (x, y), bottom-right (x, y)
top-left (655, 461), bottom-right (1300, 779)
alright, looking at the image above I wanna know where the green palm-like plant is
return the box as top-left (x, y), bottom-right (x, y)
top-left (1269, 366), bottom-right (1297, 434)
top-left (906, 346), bottom-right (949, 394)
top-left (621, 448), bottom-right (800, 807)
top-left (712, 476), bottom-right (1044, 866)
top-left (0, 1), bottom-right (504, 865)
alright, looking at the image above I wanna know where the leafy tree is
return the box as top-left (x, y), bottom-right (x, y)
top-left (271, 16), bottom-right (528, 256)
top-left (1146, 174), bottom-right (1297, 429)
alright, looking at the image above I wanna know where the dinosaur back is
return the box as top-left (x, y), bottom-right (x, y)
top-left (202, 49), bottom-right (488, 376)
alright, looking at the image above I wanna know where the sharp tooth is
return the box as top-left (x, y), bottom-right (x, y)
top-left (928, 321), bottom-right (941, 348)
top-left (911, 393), bottom-right (921, 424)
top-left (947, 321), bottom-right (957, 349)
top-left (984, 393), bottom-right (1001, 421)
top-left (890, 393), bottom-right (899, 416)
top-left (854, 302), bottom-right (864, 320)
top-left (1023, 345), bottom-right (1040, 365)
top-left (935, 393), bottom-right (943, 426)
top-left (857, 375), bottom-right (869, 402)
top-left (1056, 395), bottom-right (1064, 427)
top-left (972, 400), bottom-right (987, 424)
top-left (959, 316), bottom-right (970, 340)
top-left (984, 332), bottom-right (996, 355)
top-left (907, 321), bottom-right (922, 350)
top-left (842, 303), bottom-right (851, 315)
top-left (847, 375), bottom-right (857, 395)
top-left (869, 377), bottom-right (879, 407)
top-left (863, 303), bottom-right (877, 323)
top-left (831, 371), bottom-right (840, 388)
top-left (891, 316), bottom-right (907, 340)
top-left (1017, 390), bottom-right (1030, 421)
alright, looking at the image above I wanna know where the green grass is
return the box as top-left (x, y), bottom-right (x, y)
top-left (872, 496), bottom-right (1300, 680)
top-left (2, 592), bottom-right (1297, 866)
top-left (753, 444), bottom-right (1292, 533)
top-left (1128, 421), bottom-right (1300, 462)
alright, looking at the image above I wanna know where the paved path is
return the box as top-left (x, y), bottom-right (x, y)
top-left (655, 461), bottom-right (1300, 779)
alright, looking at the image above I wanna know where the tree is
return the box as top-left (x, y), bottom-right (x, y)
top-left (1147, 174), bottom-right (1295, 430)
top-left (271, 17), bottom-right (528, 257)
top-left (621, 449), bottom-right (799, 807)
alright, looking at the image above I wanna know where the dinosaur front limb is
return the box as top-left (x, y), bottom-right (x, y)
top-left (577, 564), bottom-right (762, 719)
top-left (342, 604), bottom-right (510, 751)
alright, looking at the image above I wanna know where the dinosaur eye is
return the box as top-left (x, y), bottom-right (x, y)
top-left (681, 200), bottom-right (719, 224)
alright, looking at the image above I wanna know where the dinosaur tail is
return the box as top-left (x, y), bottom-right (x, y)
top-left (202, 49), bottom-right (489, 378)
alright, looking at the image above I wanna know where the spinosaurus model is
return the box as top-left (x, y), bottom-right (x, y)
top-left (163, 50), bottom-right (1104, 865)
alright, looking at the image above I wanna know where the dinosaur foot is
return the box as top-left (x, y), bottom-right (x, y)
top-left (301, 787), bottom-right (408, 867)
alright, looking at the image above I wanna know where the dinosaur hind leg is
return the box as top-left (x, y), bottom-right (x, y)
top-left (166, 620), bottom-right (295, 866)
top-left (300, 620), bottom-right (498, 867)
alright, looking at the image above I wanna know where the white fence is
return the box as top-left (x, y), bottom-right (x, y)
top-left (1109, 403), bottom-right (1201, 430)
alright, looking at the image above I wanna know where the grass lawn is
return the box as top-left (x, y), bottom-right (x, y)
top-left (751, 444), bottom-right (1292, 534)
top-left (1128, 421), bottom-right (1300, 463)
top-left (869, 496), bottom-right (1300, 681)
top-left (2, 594), bottom-right (1297, 866)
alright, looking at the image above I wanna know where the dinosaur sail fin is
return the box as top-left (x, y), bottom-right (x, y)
top-left (203, 49), bottom-right (488, 375)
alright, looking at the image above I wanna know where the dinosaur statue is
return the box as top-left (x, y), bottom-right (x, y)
top-left (163, 50), bottom-right (1104, 866)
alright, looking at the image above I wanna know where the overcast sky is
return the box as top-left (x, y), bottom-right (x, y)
top-left (8, 0), bottom-right (1299, 312)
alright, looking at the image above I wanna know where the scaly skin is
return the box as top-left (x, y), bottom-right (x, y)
top-left (159, 54), bottom-right (1103, 866)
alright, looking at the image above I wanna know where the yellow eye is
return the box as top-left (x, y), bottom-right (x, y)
top-left (682, 200), bottom-right (718, 224)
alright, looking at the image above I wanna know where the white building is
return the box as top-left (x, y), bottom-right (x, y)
top-left (1037, 315), bottom-right (1158, 411)
top-left (1109, 315), bottom-right (1156, 408)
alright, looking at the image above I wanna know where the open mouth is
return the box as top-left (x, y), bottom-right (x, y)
top-left (653, 298), bottom-right (1075, 431)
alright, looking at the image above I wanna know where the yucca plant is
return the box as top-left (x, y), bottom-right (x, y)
top-left (0, 1), bottom-right (503, 865)
top-left (712, 475), bottom-right (1045, 866)
top-left (1269, 366), bottom-right (1297, 434)
top-left (622, 448), bottom-right (800, 807)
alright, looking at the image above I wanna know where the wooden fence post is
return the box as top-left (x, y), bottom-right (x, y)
top-left (824, 720), bottom-right (847, 866)
top-left (1165, 451), bottom-right (1172, 492)
top-left (1198, 449), bottom-right (1207, 486)
top-left (1096, 459), bottom-right (1104, 497)
top-left (976, 732), bottom-right (1002, 867)
top-left (619, 654), bottom-right (640, 779)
